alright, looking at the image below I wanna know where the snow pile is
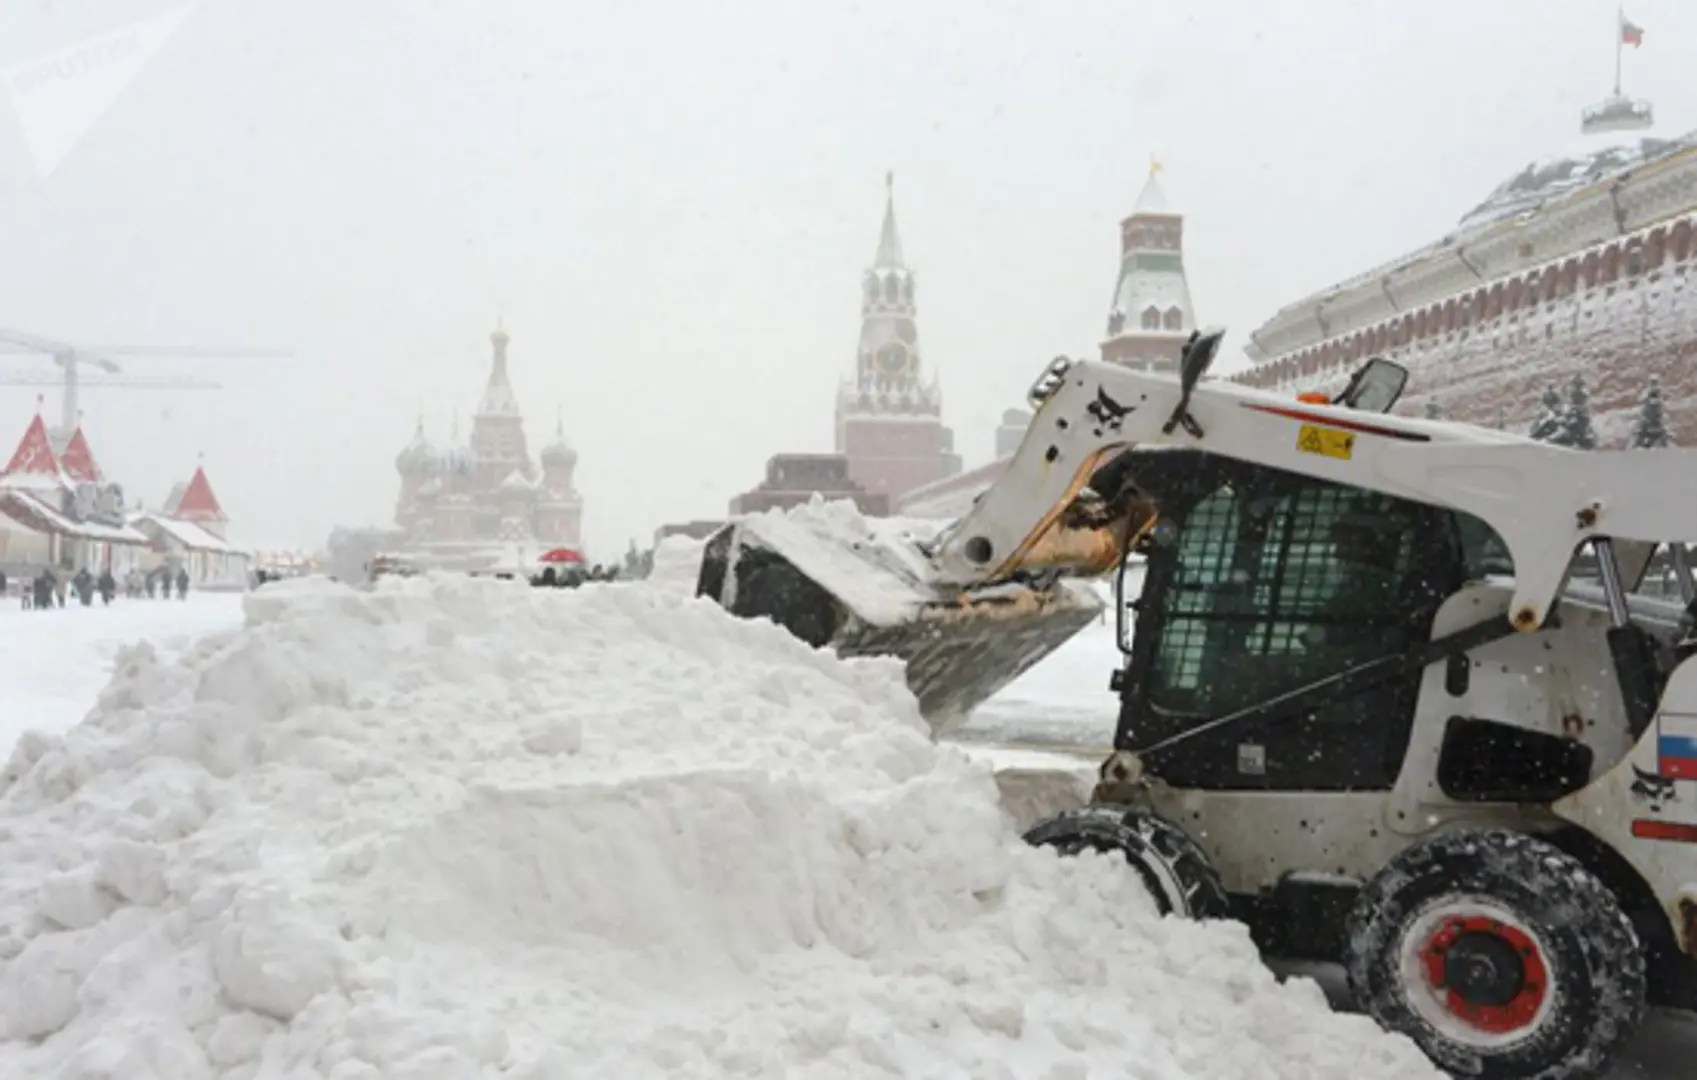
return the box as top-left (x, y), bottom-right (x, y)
top-left (647, 499), bottom-right (949, 608)
top-left (0, 574), bottom-right (1437, 1079)
top-left (723, 497), bottom-right (956, 625)
top-left (647, 533), bottom-right (708, 596)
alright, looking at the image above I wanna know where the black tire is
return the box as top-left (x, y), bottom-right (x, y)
top-left (1023, 805), bottom-right (1231, 919)
top-left (1344, 830), bottom-right (1646, 1080)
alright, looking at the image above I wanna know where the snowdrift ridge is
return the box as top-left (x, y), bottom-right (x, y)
top-left (0, 573), bottom-right (1438, 1078)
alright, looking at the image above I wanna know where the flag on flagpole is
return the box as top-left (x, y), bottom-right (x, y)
top-left (1620, 10), bottom-right (1644, 48)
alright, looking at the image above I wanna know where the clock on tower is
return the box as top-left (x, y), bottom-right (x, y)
top-left (878, 344), bottom-right (907, 375)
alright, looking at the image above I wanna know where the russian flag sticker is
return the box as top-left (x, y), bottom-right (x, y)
top-left (1658, 712), bottom-right (1697, 780)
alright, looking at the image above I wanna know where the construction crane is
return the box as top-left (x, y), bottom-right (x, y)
top-left (0, 328), bottom-right (290, 442)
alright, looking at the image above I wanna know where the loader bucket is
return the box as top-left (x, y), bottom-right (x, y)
top-left (697, 512), bottom-right (1104, 734)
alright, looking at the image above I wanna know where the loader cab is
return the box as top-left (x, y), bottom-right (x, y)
top-left (1111, 449), bottom-right (1511, 792)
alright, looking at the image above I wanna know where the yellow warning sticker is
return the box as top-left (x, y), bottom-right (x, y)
top-left (1296, 424), bottom-right (1355, 460)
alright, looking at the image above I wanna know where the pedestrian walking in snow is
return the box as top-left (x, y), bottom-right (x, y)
top-left (73, 567), bottom-right (95, 607)
top-left (176, 567), bottom-right (190, 600)
top-left (98, 569), bottom-right (116, 606)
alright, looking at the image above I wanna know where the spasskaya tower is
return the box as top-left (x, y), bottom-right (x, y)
top-left (833, 173), bottom-right (960, 500)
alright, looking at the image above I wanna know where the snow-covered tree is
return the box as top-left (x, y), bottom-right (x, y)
top-left (1559, 373), bottom-right (1597, 450)
top-left (1631, 375), bottom-right (1672, 448)
top-left (1528, 386), bottom-right (1564, 443)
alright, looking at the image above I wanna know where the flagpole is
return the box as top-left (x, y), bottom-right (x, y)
top-left (1615, 7), bottom-right (1623, 96)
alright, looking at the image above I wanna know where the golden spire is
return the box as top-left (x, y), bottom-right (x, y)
top-left (1149, 154), bottom-right (1163, 179)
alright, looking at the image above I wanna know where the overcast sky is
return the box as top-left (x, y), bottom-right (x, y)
top-left (1, 0), bottom-right (1692, 554)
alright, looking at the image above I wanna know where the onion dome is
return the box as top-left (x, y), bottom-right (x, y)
top-left (495, 468), bottom-right (535, 500)
top-left (541, 408), bottom-right (577, 469)
top-left (435, 411), bottom-right (477, 476)
top-left (435, 444), bottom-right (475, 476)
top-left (395, 420), bottom-right (439, 476)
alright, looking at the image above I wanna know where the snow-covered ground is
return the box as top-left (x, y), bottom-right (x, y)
top-left (952, 612), bottom-right (1122, 752)
top-left (0, 594), bottom-right (246, 750)
top-left (0, 564), bottom-right (1689, 1078)
top-left (0, 573), bottom-right (1445, 1079)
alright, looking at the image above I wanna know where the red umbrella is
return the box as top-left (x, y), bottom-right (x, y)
top-left (538, 547), bottom-right (583, 564)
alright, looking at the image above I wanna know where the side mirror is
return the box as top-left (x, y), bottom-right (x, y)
top-left (1335, 357), bottom-right (1408, 413)
top-left (1178, 326), bottom-right (1226, 395)
top-left (1163, 325), bottom-right (1229, 437)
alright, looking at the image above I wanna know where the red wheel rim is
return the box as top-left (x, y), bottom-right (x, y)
top-left (1418, 915), bottom-right (1549, 1035)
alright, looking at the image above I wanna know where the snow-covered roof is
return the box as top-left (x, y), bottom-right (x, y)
top-left (1261, 120), bottom-right (1697, 328)
top-left (1459, 128), bottom-right (1689, 230)
top-left (1108, 252), bottom-right (1195, 333)
top-left (1133, 172), bottom-right (1172, 215)
top-left (0, 469), bottom-right (71, 497)
top-left (1, 490), bottom-right (147, 544)
top-left (3, 412), bottom-right (66, 486)
top-left (133, 511), bottom-right (244, 555)
top-left (496, 468), bottom-right (535, 494)
top-left (58, 427), bottom-right (102, 482)
top-left (173, 466), bottom-right (227, 522)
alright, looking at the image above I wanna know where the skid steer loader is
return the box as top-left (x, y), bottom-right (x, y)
top-left (697, 328), bottom-right (1697, 1080)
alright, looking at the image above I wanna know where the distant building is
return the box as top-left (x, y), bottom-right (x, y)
top-left (833, 175), bottom-right (961, 500)
top-left (0, 407), bottom-right (143, 573)
top-left (995, 408), bottom-right (1032, 459)
top-left (134, 462), bottom-right (249, 589)
top-left (157, 464), bottom-right (229, 538)
top-left (324, 524), bottom-right (407, 584)
top-left (1100, 161), bottom-right (1197, 373)
top-left (0, 403), bottom-right (249, 588)
top-left (1229, 53), bottom-right (1697, 446)
top-left (899, 166), bottom-right (1196, 519)
top-left (728, 453), bottom-right (889, 516)
top-left (392, 324), bottom-right (584, 569)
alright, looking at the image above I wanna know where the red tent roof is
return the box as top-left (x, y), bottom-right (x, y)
top-left (58, 427), bottom-right (103, 482)
top-left (3, 413), bottom-right (60, 477)
top-left (175, 465), bottom-right (226, 521)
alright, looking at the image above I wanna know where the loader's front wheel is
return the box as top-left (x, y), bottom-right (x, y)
top-left (1023, 805), bottom-right (1230, 920)
top-left (1345, 830), bottom-right (1646, 1080)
